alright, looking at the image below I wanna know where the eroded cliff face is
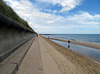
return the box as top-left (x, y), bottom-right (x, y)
top-left (0, 14), bottom-right (36, 62)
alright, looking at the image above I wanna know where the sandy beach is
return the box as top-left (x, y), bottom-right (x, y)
top-left (41, 36), bottom-right (100, 74)
top-left (1, 1), bottom-right (100, 74)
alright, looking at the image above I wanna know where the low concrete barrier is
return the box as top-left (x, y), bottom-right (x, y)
top-left (0, 37), bottom-right (35, 74)
top-left (0, 14), bottom-right (36, 62)
top-left (50, 38), bottom-right (100, 50)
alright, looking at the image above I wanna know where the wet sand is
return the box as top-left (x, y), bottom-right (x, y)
top-left (41, 36), bottom-right (100, 74)
top-left (50, 38), bottom-right (100, 50)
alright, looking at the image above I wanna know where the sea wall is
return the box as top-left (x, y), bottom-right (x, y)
top-left (0, 14), bottom-right (36, 62)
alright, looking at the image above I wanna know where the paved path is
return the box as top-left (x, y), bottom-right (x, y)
top-left (16, 35), bottom-right (100, 74)
top-left (16, 36), bottom-right (62, 74)
top-left (16, 37), bottom-right (43, 74)
top-left (39, 36), bottom-right (62, 74)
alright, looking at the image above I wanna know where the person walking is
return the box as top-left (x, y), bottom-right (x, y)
top-left (68, 40), bottom-right (70, 48)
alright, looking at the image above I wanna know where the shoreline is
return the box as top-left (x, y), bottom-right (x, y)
top-left (49, 38), bottom-right (100, 61)
top-left (49, 38), bottom-right (100, 50)
top-left (41, 36), bottom-right (100, 74)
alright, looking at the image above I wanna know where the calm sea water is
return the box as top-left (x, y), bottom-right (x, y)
top-left (43, 34), bottom-right (100, 60)
top-left (43, 34), bottom-right (100, 43)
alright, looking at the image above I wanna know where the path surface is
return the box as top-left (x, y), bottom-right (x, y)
top-left (16, 37), bottom-right (43, 74)
top-left (39, 36), bottom-right (62, 74)
top-left (16, 36), bottom-right (62, 74)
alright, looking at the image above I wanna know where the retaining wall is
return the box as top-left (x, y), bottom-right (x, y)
top-left (0, 14), bottom-right (36, 62)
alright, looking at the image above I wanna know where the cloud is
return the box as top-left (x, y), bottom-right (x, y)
top-left (46, 20), bottom-right (55, 24)
top-left (43, 9), bottom-right (52, 13)
top-left (64, 12), bottom-right (100, 25)
top-left (60, 0), bottom-right (82, 12)
top-left (3, 0), bottom-right (57, 25)
top-left (53, 10), bottom-right (57, 13)
top-left (3, 0), bottom-right (100, 34)
top-left (38, 0), bottom-right (82, 12)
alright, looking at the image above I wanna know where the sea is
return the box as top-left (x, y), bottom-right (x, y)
top-left (42, 34), bottom-right (100, 60)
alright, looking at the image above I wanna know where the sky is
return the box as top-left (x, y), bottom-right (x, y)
top-left (3, 0), bottom-right (100, 34)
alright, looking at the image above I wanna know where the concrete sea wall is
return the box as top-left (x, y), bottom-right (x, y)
top-left (0, 14), bottom-right (36, 62)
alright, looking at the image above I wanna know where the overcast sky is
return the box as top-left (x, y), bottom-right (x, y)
top-left (3, 0), bottom-right (100, 34)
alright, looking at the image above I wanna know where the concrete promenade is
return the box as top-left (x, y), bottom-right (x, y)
top-left (16, 35), bottom-right (100, 74)
top-left (16, 36), bottom-right (62, 74)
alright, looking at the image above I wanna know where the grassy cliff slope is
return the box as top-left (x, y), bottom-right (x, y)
top-left (0, 0), bottom-right (35, 32)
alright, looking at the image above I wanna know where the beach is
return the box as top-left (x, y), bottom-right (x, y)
top-left (40, 35), bottom-right (100, 74)
top-left (1, 1), bottom-right (100, 74)
top-left (49, 38), bottom-right (100, 50)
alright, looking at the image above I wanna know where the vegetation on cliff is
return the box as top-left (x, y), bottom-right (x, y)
top-left (0, 0), bottom-right (35, 32)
